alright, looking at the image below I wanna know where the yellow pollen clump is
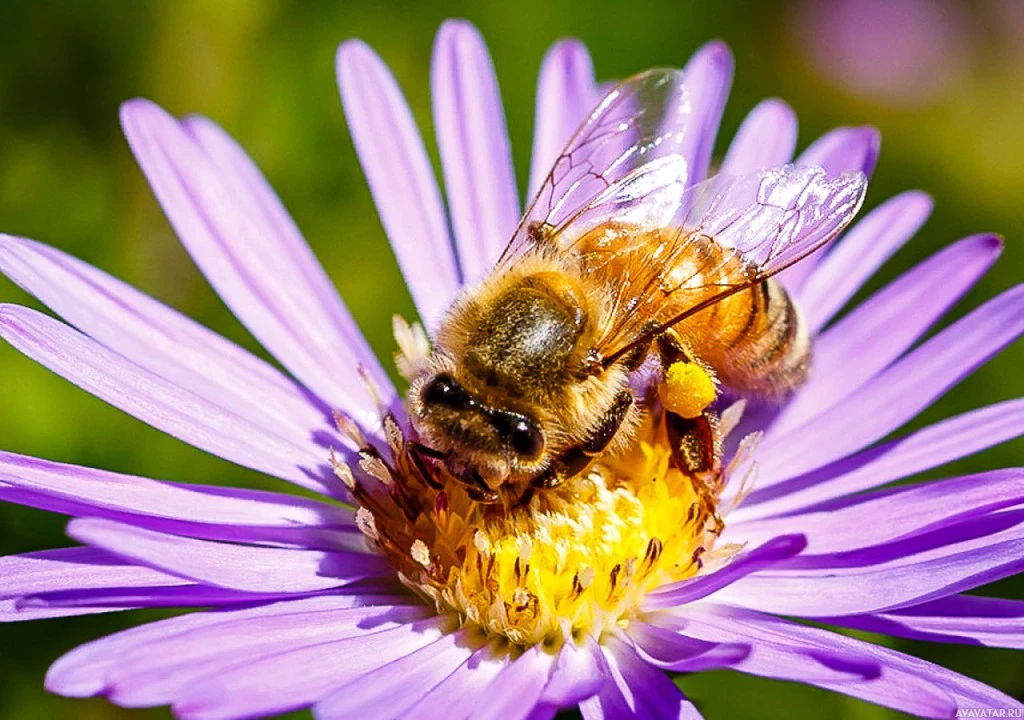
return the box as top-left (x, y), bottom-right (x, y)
top-left (335, 412), bottom-right (725, 649)
top-left (661, 361), bottom-right (717, 419)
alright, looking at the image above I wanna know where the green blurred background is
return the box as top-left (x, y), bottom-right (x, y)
top-left (1, 0), bottom-right (1021, 717)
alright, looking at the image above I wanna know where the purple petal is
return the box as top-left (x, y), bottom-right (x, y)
top-left (469, 644), bottom-right (556, 720)
top-left (737, 398), bottom-right (1024, 520)
top-left (336, 40), bottom-right (460, 327)
top-left (0, 451), bottom-right (361, 550)
top-left (667, 604), bottom-right (1021, 717)
top-left (780, 126), bottom-right (884, 290)
top-left (797, 125), bottom-right (881, 176)
top-left (650, 606), bottom-right (882, 686)
top-left (0, 305), bottom-right (336, 493)
top-left (626, 621), bottom-right (750, 672)
top-left (313, 628), bottom-right (475, 719)
top-left (181, 116), bottom-right (393, 402)
top-left (797, 190), bottom-right (934, 330)
top-left (721, 99), bottom-right (798, 175)
top-left (538, 634), bottom-right (606, 708)
top-left (528, 40), bottom-right (598, 200)
top-left (755, 284), bottom-right (1024, 485)
top-left (715, 510), bottom-right (1024, 615)
top-left (823, 594), bottom-right (1024, 649)
top-left (599, 635), bottom-right (704, 719)
top-left (107, 603), bottom-right (430, 708)
top-left (0, 547), bottom-right (187, 621)
top-left (772, 233), bottom-right (1001, 436)
top-left (66, 517), bottom-right (389, 593)
top-left (171, 615), bottom-right (453, 720)
top-left (0, 234), bottom-right (328, 443)
top-left (676, 41), bottom-right (734, 184)
top-left (644, 535), bottom-right (806, 609)
top-left (729, 469), bottom-right (1024, 554)
top-left (182, 115), bottom-right (380, 370)
top-left (20, 584), bottom-right (308, 617)
top-left (45, 593), bottom-right (411, 697)
top-left (431, 20), bottom-right (520, 283)
top-left (120, 100), bottom-right (391, 416)
top-left (403, 643), bottom-right (509, 720)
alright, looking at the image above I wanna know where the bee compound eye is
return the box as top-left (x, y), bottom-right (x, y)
top-left (422, 374), bottom-right (471, 410)
top-left (509, 418), bottom-right (544, 458)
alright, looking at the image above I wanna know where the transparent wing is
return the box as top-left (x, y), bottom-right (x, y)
top-left (497, 69), bottom-right (696, 267)
top-left (585, 164), bottom-right (869, 364)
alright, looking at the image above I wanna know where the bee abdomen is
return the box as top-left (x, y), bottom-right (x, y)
top-left (696, 278), bottom-right (811, 398)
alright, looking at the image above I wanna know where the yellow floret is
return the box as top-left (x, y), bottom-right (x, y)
top-left (661, 361), bottom-right (717, 419)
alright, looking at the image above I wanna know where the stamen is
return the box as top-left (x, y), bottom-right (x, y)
top-left (350, 408), bottom-right (733, 647)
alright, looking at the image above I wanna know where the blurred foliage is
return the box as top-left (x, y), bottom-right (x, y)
top-left (0, 0), bottom-right (1021, 718)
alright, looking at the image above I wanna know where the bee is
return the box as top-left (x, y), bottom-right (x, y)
top-left (407, 69), bottom-right (867, 504)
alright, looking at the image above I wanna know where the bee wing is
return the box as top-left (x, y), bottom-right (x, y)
top-left (589, 163), bottom-right (869, 365)
top-left (497, 69), bottom-right (696, 266)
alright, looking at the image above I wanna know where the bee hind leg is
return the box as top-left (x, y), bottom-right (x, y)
top-left (532, 391), bottom-right (634, 490)
top-left (666, 409), bottom-right (725, 533)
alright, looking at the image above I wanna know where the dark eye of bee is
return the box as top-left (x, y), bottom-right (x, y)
top-left (422, 374), bottom-right (471, 410)
top-left (490, 411), bottom-right (544, 458)
top-left (509, 418), bottom-right (544, 458)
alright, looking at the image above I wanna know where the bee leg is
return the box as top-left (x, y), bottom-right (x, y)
top-left (666, 409), bottom-right (725, 533)
top-left (532, 391), bottom-right (634, 490)
top-left (460, 469), bottom-right (501, 504)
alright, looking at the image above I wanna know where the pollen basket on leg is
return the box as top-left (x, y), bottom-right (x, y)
top-left (336, 406), bottom-right (724, 648)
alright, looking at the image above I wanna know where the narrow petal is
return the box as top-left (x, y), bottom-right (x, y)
top-left (45, 593), bottom-right (411, 697)
top-left (737, 399), bottom-right (1024, 520)
top-left (528, 40), bottom-right (598, 200)
top-left (120, 100), bottom-right (390, 416)
top-left (626, 621), bottom-right (750, 672)
top-left (0, 547), bottom-right (187, 621)
top-left (108, 604), bottom-right (430, 708)
top-left (772, 233), bottom-right (1001, 436)
top-left (538, 635), bottom-right (606, 709)
top-left (755, 285), bottom-right (1024, 485)
top-left (18, 584), bottom-right (308, 618)
top-left (643, 535), bottom-right (806, 609)
top-left (336, 40), bottom-right (460, 326)
top-left (650, 606), bottom-right (882, 687)
top-left (823, 594), bottom-right (1024, 649)
top-left (171, 616), bottom-right (453, 720)
top-left (797, 125), bottom-right (881, 176)
top-left (0, 305), bottom-right (335, 493)
top-left (182, 115), bottom-right (378, 368)
top-left (403, 643), bottom-right (509, 720)
top-left (432, 20), bottom-right (520, 283)
top-left (677, 41), bottom-right (734, 184)
top-left (600, 635), bottom-right (704, 719)
top-left (716, 510), bottom-right (1024, 616)
top-left (661, 604), bottom-right (1020, 717)
top-left (66, 517), bottom-right (389, 593)
top-left (314, 628), bottom-right (475, 719)
top-left (720, 99), bottom-right (798, 175)
top-left (780, 126), bottom-right (884, 289)
top-left (0, 233), bottom-right (328, 442)
top-left (729, 469), bottom-right (1024, 554)
top-left (470, 644), bottom-right (557, 720)
top-left (797, 190), bottom-right (934, 330)
top-left (0, 452), bottom-right (361, 551)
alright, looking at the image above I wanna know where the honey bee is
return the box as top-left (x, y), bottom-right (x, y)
top-left (407, 69), bottom-right (868, 504)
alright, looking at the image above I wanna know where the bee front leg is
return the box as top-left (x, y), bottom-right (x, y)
top-left (532, 391), bottom-right (634, 490)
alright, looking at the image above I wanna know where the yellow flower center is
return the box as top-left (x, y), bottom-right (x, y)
top-left (333, 411), bottom-right (726, 649)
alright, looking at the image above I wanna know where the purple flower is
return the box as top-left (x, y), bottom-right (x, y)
top-left (1, 18), bottom-right (1022, 720)
top-left (792, 0), bottom-right (976, 107)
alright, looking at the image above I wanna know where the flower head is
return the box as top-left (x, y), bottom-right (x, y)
top-left (1, 18), bottom-right (1022, 720)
